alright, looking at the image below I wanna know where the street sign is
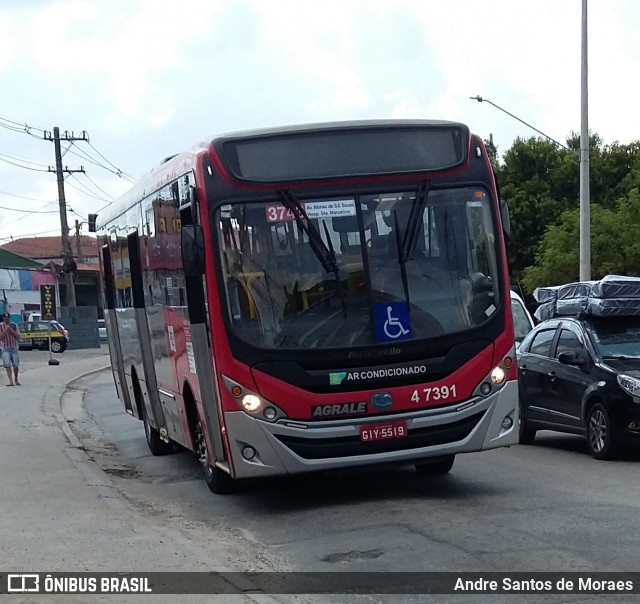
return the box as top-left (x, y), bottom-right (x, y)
top-left (40, 285), bottom-right (57, 320)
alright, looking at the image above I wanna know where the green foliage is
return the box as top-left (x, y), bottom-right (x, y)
top-left (484, 137), bottom-right (499, 172)
top-left (498, 133), bottom-right (640, 291)
top-left (521, 189), bottom-right (640, 291)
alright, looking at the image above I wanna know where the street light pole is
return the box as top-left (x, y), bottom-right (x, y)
top-left (579, 0), bottom-right (591, 281)
top-left (472, 5), bottom-right (591, 282)
top-left (469, 96), bottom-right (575, 154)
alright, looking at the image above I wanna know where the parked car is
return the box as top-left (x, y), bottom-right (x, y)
top-left (18, 320), bottom-right (70, 353)
top-left (517, 315), bottom-right (640, 459)
top-left (511, 290), bottom-right (535, 350)
top-left (98, 319), bottom-right (107, 341)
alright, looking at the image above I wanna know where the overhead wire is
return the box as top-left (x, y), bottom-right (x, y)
top-left (67, 142), bottom-right (136, 183)
top-left (0, 204), bottom-right (58, 214)
top-left (0, 155), bottom-right (50, 172)
top-left (66, 173), bottom-right (112, 202)
top-left (86, 140), bottom-right (137, 182)
top-left (0, 189), bottom-right (56, 204)
top-left (0, 112), bottom-right (135, 240)
top-left (0, 228), bottom-right (60, 242)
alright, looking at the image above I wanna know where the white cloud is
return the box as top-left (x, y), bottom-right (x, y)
top-left (0, 0), bottom-right (639, 242)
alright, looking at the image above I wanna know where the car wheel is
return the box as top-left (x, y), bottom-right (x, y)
top-left (195, 420), bottom-right (236, 494)
top-left (586, 402), bottom-right (619, 460)
top-left (519, 399), bottom-right (537, 444)
top-left (415, 455), bottom-right (455, 475)
top-left (50, 339), bottom-right (63, 353)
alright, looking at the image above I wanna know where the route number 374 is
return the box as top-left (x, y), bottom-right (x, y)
top-left (411, 384), bottom-right (457, 403)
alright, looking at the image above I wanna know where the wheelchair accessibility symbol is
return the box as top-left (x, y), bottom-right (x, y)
top-left (374, 302), bottom-right (411, 342)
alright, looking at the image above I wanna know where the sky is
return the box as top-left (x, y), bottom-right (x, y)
top-left (0, 0), bottom-right (639, 246)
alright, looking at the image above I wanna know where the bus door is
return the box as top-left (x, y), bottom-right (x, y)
top-left (101, 243), bottom-right (133, 414)
top-left (127, 231), bottom-right (169, 441)
top-left (180, 196), bottom-right (226, 466)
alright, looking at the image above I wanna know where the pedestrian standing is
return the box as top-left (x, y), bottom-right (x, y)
top-left (0, 313), bottom-right (20, 386)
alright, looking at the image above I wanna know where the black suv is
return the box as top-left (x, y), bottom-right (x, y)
top-left (517, 315), bottom-right (640, 459)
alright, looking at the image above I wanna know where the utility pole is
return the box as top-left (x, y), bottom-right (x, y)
top-left (45, 127), bottom-right (88, 307)
top-left (75, 219), bottom-right (82, 264)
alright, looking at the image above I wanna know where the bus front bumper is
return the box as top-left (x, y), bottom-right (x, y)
top-left (224, 380), bottom-right (519, 479)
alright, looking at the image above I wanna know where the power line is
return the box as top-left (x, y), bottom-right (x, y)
top-left (69, 206), bottom-right (87, 220)
top-left (86, 140), bottom-right (137, 182)
top-left (0, 155), bottom-right (50, 172)
top-left (82, 172), bottom-right (115, 200)
top-left (0, 189), bottom-right (56, 204)
top-left (0, 115), bottom-right (47, 140)
top-left (0, 114), bottom-right (46, 133)
top-left (0, 204), bottom-right (58, 214)
top-left (67, 142), bottom-right (136, 183)
top-left (0, 228), bottom-right (60, 242)
top-left (66, 173), bottom-right (112, 202)
top-left (0, 150), bottom-right (49, 168)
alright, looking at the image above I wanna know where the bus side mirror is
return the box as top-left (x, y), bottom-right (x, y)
top-left (500, 199), bottom-right (511, 241)
top-left (181, 225), bottom-right (205, 276)
top-left (88, 214), bottom-right (98, 233)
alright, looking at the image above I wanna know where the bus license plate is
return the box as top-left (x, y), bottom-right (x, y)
top-left (360, 421), bottom-right (408, 442)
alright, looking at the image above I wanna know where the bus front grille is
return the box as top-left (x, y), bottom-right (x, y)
top-left (274, 411), bottom-right (485, 460)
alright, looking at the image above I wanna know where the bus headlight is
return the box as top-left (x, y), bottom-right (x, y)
top-left (242, 394), bottom-right (263, 412)
top-left (222, 375), bottom-right (288, 422)
top-left (472, 351), bottom-right (515, 398)
top-left (490, 366), bottom-right (506, 385)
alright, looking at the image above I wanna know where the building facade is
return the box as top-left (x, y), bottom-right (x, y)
top-left (0, 235), bottom-right (101, 315)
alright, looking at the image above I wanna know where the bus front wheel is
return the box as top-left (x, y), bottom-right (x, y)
top-left (195, 420), bottom-right (236, 494)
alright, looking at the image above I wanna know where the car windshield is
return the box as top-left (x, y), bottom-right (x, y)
top-left (215, 187), bottom-right (502, 350)
top-left (586, 317), bottom-right (640, 358)
top-left (512, 298), bottom-right (533, 341)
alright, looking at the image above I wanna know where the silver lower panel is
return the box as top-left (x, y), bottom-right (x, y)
top-left (225, 380), bottom-right (519, 479)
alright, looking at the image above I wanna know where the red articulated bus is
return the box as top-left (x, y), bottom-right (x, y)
top-left (93, 120), bottom-right (518, 494)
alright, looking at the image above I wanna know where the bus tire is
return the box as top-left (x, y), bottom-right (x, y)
top-left (415, 455), bottom-right (455, 475)
top-left (195, 420), bottom-right (236, 494)
top-left (133, 374), bottom-right (172, 456)
top-left (142, 404), bottom-right (173, 456)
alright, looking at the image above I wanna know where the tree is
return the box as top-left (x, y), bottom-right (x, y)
top-left (497, 133), bottom-right (640, 289)
top-left (521, 188), bottom-right (640, 291)
top-left (498, 137), bottom-right (571, 280)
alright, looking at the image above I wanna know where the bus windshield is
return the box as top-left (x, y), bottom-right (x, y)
top-left (216, 186), bottom-right (501, 350)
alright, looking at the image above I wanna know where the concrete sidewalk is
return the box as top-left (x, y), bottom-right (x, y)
top-left (0, 348), bottom-right (285, 603)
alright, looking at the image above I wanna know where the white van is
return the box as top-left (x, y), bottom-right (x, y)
top-left (511, 290), bottom-right (535, 349)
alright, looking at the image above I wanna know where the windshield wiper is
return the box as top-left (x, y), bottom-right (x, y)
top-left (399, 179), bottom-right (430, 263)
top-left (278, 189), bottom-right (346, 318)
top-left (278, 190), bottom-right (337, 273)
top-left (390, 180), bottom-right (430, 309)
top-left (602, 355), bottom-right (640, 360)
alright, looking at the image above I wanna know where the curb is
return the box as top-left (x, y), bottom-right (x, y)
top-left (55, 364), bottom-right (111, 450)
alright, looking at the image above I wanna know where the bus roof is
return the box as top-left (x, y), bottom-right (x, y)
top-left (96, 119), bottom-right (472, 230)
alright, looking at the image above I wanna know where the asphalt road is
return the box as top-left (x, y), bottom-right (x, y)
top-left (70, 370), bottom-right (640, 603)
